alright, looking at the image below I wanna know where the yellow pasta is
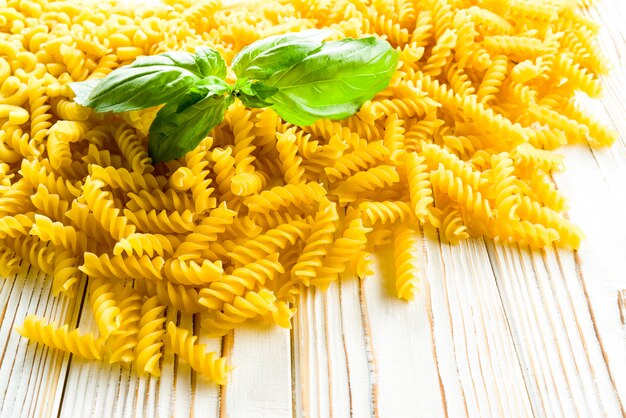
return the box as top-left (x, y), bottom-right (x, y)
top-left (17, 315), bottom-right (103, 360)
top-left (105, 285), bottom-right (142, 364)
top-left (310, 217), bottom-right (371, 289)
top-left (89, 277), bottom-right (122, 340)
top-left (135, 296), bottom-right (166, 377)
top-left (290, 198), bottom-right (339, 285)
top-left (199, 254), bottom-right (284, 310)
top-left (3, 0), bottom-right (616, 385)
top-left (201, 288), bottom-right (281, 337)
top-left (393, 223), bottom-right (420, 300)
top-left (166, 322), bottom-right (230, 384)
top-left (144, 280), bottom-right (205, 314)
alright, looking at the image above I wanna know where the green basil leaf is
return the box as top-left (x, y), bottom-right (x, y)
top-left (73, 51), bottom-right (206, 113)
top-left (69, 79), bottom-right (101, 104)
top-left (264, 93), bottom-right (357, 126)
top-left (251, 82), bottom-right (278, 100)
top-left (194, 46), bottom-right (227, 79)
top-left (238, 93), bottom-right (273, 109)
top-left (266, 36), bottom-right (399, 126)
top-left (233, 79), bottom-right (277, 99)
top-left (236, 81), bottom-right (278, 108)
top-left (175, 89), bottom-right (207, 114)
top-left (177, 76), bottom-right (231, 113)
top-left (149, 93), bottom-right (233, 163)
top-left (232, 29), bottom-right (332, 81)
top-left (234, 78), bottom-right (255, 96)
top-left (232, 78), bottom-right (278, 108)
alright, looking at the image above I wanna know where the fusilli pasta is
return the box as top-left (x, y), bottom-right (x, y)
top-left (5, 0), bottom-right (614, 385)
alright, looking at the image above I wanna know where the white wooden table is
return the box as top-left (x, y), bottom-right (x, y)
top-left (2, 1), bottom-right (626, 417)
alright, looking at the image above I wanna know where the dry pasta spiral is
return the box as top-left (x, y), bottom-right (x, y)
top-left (393, 224), bottom-right (420, 301)
top-left (359, 201), bottom-right (415, 225)
top-left (290, 199), bottom-right (339, 284)
top-left (135, 296), bottom-right (166, 377)
top-left (80, 253), bottom-right (165, 281)
top-left (17, 315), bottom-right (103, 360)
top-left (30, 214), bottom-right (93, 253)
top-left (113, 232), bottom-right (180, 258)
top-left (105, 286), bottom-right (142, 363)
top-left (0, 246), bottom-right (22, 277)
top-left (113, 123), bottom-right (152, 174)
top-left (311, 218), bottom-right (370, 289)
top-left (201, 288), bottom-right (281, 337)
top-left (163, 258), bottom-right (223, 286)
top-left (199, 254), bottom-right (284, 310)
top-left (404, 153), bottom-right (433, 221)
top-left (89, 277), bottom-right (121, 339)
top-left (228, 220), bottom-right (310, 266)
top-left (82, 178), bottom-right (135, 240)
top-left (244, 182), bottom-right (326, 215)
top-left (166, 322), bottom-right (230, 384)
top-left (0, 213), bottom-right (35, 239)
top-left (333, 165), bottom-right (400, 201)
top-left (324, 140), bottom-right (390, 181)
top-left (144, 281), bottom-right (204, 314)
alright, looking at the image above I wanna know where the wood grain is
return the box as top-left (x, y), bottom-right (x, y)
top-left (1, 1), bottom-right (626, 417)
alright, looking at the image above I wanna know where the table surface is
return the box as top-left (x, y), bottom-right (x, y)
top-left (2, 1), bottom-right (626, 417)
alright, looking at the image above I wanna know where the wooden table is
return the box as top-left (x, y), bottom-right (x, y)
top-left (2, 1), bottom-right (626, 416)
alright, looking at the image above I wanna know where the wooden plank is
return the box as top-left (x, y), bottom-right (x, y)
top-left (424, 230), bottom-right (534, 418)
top-left (552, 1), bottom-right (626, 412)
top-left (486, 243), bottom-right (623, 416)
top-left (322, 281), bottom-right (354, 417)
top-left (0, 268), bottom-right (83, 418)
top-left (191, 316), bottom-right (222, 417)
top-left (335, 274), bottom-right (375, 417)
top-left (222, 323), bottom-right (292, 418)
top-left (286, 2), bottom-right (626, 416)
top-left (291, 281), bottom-right (354, 417)
top-left (292, 287), bottom-right (332, 417)
top-left (359, 244), bottom-right (447, 418)
top-left (290, 273), bottom-right (383, 418)
top-left (549, 134), bottom-right (626, 409)
top-left (291, 277), bottom-right (377, 418)
top-left (58, 287), bottom-right (138, 418)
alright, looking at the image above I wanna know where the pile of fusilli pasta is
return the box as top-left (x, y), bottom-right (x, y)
top-left (1, 0), bottom-right (614, 383)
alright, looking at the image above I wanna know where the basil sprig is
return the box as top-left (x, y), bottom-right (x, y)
top-left (71, 30), bottom-right (399, 163)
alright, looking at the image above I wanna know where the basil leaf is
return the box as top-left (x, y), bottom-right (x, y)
top-left (232, 29), bottom-right (332, 81)
top-left (69, 79), bottom-right (100, 104)
top-left (264, 93), bottom-right (357, 126)
top-left (236, 81), bottom-right (278, 108)
top-left (234, 78), bottom-right (255, 96)
top-left (239, 93), bottom-right (273, 109)
top-left (234, 79), bottom-right (278, 98)
top-left (231, 78), bottom-right (278, 108)
top-left (177, 76), bottom-right (231, 112)
top-left (251, 82), bottom-right (278, 100)
top-left (175, 89), bottom-right (208, 114)
top-left (265, 36), bottom-right (399, 126)
top-left (149, 93), bottom-right (233, 163)
top-left (194, 46), bottom-right (227, 79)
top-left (73, 51), bottom-right (206, 113)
